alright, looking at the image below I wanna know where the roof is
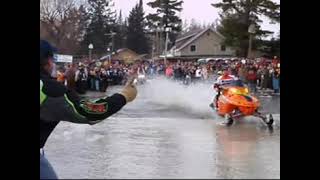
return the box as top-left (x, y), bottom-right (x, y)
top-left (100, 48), bottom-right (141, 61)
top-left (174, 36), bottom-right (195, 50)
top-left (116, 48), bottom-right (138, 55)
top-left (176, 29), bottom-right (202, 42)
top-left (172, 27), bottom-right (225, 51)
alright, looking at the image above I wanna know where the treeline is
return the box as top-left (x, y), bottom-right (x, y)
top-left (40, 0), bottom-right (280, 58)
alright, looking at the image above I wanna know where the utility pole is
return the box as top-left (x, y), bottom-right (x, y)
top-left (88, 43), bottom-right (93, 62)
top-left (105, 31), bottom-right (117, 53)
top-left (164, 27), bottom-right (171, 65)
top-left (247, 24), bottom-right (256, 59)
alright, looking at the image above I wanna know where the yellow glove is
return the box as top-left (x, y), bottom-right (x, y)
top-left (120, 77), bottom-right (137, 103)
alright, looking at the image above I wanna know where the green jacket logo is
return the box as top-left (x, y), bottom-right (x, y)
top-left (40, 80), bottom-right (47, 105)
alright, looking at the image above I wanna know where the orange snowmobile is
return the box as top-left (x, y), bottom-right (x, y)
top-left (211, 80), bottom-right (274, 127)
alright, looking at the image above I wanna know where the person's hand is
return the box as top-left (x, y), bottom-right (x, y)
top-left (120, 76), bottom-right (137, 103)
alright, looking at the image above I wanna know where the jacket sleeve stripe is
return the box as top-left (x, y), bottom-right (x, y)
top-left (64, 94), bottom-right (86, 119)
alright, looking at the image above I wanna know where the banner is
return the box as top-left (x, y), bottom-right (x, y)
top-left (54, 54), bottom-right (73, 63)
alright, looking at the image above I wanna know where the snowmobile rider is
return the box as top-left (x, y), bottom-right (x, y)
top-left (40, 40), bottom-right (137, 179)
top-left (210, 69), bottom-right (238, 109)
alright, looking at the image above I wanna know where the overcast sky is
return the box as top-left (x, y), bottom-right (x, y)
top-left (114, 0), bottom-right (280, 39)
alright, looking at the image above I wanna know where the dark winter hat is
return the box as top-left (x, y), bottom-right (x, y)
top-left (40, 40), bottom-right (57, 65)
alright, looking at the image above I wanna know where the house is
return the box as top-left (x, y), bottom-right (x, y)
top-left (168, 27), bottom-right (236, 59)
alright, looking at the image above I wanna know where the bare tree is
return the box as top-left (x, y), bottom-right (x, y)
top-left (187, 18), bottom-right (202, 32)
top-left (40, 0), bottom-right (87, 54)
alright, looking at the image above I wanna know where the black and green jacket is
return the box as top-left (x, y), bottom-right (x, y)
top-left (40, 72), bottom-right (127, 148)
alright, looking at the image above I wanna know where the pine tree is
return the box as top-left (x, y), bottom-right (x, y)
top-left (146, 0), bottom-right (183, 49)
top-left (188, 18), bottom-right (202, 32)
top-left (212, 0), bottom-right (280, 57)
top-left (113, 10), bottom-right (127, 50)
top-left (81, 0), bottom-right (116, 56)
top-left (256, 36), bottom-right (280, 58)
top-left (126, 0), bottom-right (150, 54)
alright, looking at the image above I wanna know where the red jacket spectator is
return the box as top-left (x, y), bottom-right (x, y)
top-left (246, 70), bottom-right (257, 83)
top-left (165, 66), bottom-right (173, 77)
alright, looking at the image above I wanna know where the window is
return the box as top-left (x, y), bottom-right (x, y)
top-left (190, 45), bottom-right (196, 52)
top-left (207, 32), bottom-right (210, 36)
top-left (221, 45), bottom-right (226, 51)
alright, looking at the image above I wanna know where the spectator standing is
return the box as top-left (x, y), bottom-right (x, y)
top-left (202, 66), bottom-right (208, 81)
top-left (238, 64), bottom-right (247, 83)
top-left (256, 65), bottom-right (263, 88)
top-left (65, 63), bottom-right (76, 90)
top-left (260, 66), bottom-right (270, 92)
top-left (165, 65), bottom-right (173, 78)
top-left (94, 67), bottom-right (100, 91)
top-left (267, 65), bottom-right (274, 90)
top-left (75, 64), bottom-right (88, 94)
top-left (99, 69), bottom-right (108, 92)
top-left (272, 68), bottom-right (280, 94)
top-left (88, 68), bottom-right (95, 90)
top-left (246, 68), bottom-right (257, 93)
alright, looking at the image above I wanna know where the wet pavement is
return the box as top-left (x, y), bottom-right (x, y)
top-left (45, 77), bottom-right (280, 179)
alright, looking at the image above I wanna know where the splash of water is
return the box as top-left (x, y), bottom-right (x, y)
top-left (141, 77), bottom-right (218, 118)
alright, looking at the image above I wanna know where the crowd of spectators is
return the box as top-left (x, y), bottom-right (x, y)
top-left (54, 56), bottom-right (280, 95)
